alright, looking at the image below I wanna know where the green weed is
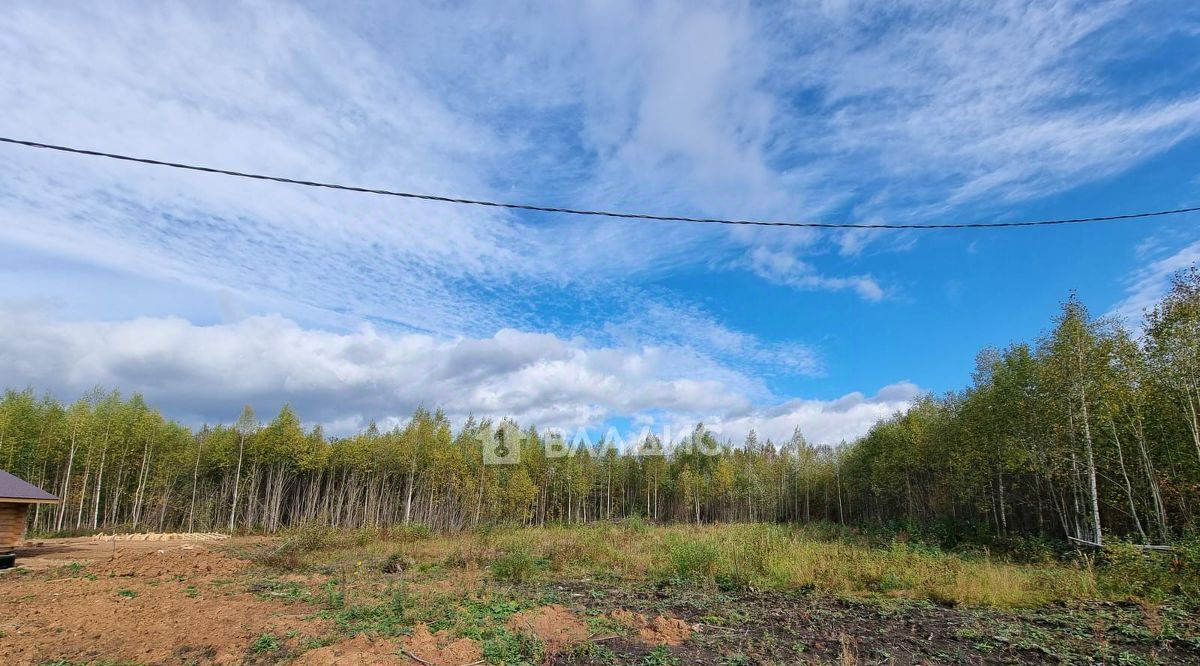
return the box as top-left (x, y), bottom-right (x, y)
top-left (250, 633), bottom-right (280, 653)
top-left (490, 548), bottom-right (539, 583)
top-left (642, 645), bottom-right (681, 666)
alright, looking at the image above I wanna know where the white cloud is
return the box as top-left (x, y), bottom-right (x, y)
top-left (602, 298), bottom-right (823, 379)
top-left (2, 0), bottom-right (1196, 317)
top-left (0, 2), bottom-right (533, 336)
top-left (769, 0), bottom-right (1200, 245)
top-left (1111, 239), bottom-right (1200, 323)
top-left (718, 381), bottom-right (924, 447)
top-left (0, 304), bottom-right (912, 444)
top-left (0, 0), bottom-right (1194, 445)
top-left (746, 246), bottom-right (884, 301)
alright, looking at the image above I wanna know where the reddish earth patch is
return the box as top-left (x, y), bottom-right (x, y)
top-left (610, 609), bottom-right (692, 646)
top-left (292, 634), bottom-right (406, 665)
top-left (507, 604), bottom-right (590, 652)
top-left (0, 545), bottom-right (330, 666)
top-left (400, 623), bottom-right (483, 666)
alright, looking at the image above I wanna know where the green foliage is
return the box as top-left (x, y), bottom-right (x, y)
top-left (322, 577), bottom-right (347, 609)
top-left (480, 628), bottom-right (545, 665)
top-left (395, 523), bottom-right (433, 541)
top-left (249, 633), bottom-right (280, 653)
top-left (380, 551), bottom-right (415, 574)
top-left (324, 600), bottom-right (407, 637)
top-left (662, 539), bottom-right (719, 582)
top-left (1099, 535), bottom-right (1200, 600)
top-left (115, 588), bottom-right (138, 599)
top-left (490, 548), bottom-right (540, 583)
top-left (569, 640), bottom-right (617, 662)
top-left (622, 514), bottom-right (649, 533)
top-left (641, 646), bottom-right (681, 666)
top-left (993, 536), bottom-right (1058, 564)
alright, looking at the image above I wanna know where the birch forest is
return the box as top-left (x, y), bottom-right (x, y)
top-left (4, 267), bottom-right (1199, 545)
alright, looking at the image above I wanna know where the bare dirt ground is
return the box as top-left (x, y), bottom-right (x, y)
top-left (12, 532), bottom-right (233, 571)
top-left (0, 536), bottom-right (328, 666)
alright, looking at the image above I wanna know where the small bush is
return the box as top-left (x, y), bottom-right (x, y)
top-left (443, 548), bottom-right (469, 568)
top-left (1101, 534), bottom-right (1200, 600)
top-left (491, 548), bottom-right (539, 583)
top-left (993, 536), bottom-right (1057, 564)
top-left (258, 526), bottom-right (337, 569)
top-left (622, 514), bottom-right (650, 533)
top-left (663, 540), bottom-right (719, 582)
top-left (380, 551), bottom-right (415, 574)
top-left (395, 523), bottom-right (433, 541)
top-left (1172, 533), bottom-right (1200, 599)
top-left (1100, 542), bottom-right (1175, 599)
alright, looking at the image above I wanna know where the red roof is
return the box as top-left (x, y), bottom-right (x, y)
top-left (0, 470), bottom-right (59, 503)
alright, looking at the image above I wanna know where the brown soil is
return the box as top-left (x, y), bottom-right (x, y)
top-left (292, 634), bottom-right (406, 665)
top-left (92, 545), bottom-right (246, 578)
top-left (13, 533), bottom-right (239, 571)
top-left (399, 624), bottom-right (483, 666)
top-left (507, 604), bottom-right (590, 652)
top-left (610, 609), bottom-right (692, 646)
top-left (0, 540), bottom-right (330, 665)
top-left (90, 531), bottom-right (230, 542)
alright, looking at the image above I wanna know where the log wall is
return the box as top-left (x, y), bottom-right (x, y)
top-left (0, 503), bottom-right (29, 551)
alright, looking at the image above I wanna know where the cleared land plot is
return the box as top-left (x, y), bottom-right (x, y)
top-left (0, 524), bottom-right (1197, 665)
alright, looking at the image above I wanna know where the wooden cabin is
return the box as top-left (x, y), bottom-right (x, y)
top-left (0, 470), bottom-right (59, 568)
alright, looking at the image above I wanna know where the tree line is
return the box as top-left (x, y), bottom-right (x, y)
top-left (2, 267), bottom-right (1198, 543)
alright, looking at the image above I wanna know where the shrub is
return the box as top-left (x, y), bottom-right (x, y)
top-left (1099, 542), bottom-right (1174, 599)
top-left (992, 536), bottom-right (1057, 564)
top-left (395, 523), bottom-right (433, 541)
top-left (543, 537), bottom-right (588, 572)
top-left (1174, 533), bottom-right (1200, 599)
top-left (258, 526), bottom-right (336, 569)
top-left (622, 514), bottom-right (650, 533)
top-left (663, 540), bottom-right (719, 582)
top-left (491, 548), bottom-right (539, 583)
top-left (380, 551), bottom-right (415, 574)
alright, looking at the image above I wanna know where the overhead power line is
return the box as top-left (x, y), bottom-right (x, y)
top-left (2, 135), bottom-right (1198, 230)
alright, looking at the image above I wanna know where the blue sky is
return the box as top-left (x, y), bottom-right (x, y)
top-left (1, 1), bottom-right (1198, 444)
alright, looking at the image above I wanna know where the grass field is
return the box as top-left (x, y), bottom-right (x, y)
top-left (3, 523), bottom-right (1198, 664)
top-left (264, 522), bottom-right (1106, 607)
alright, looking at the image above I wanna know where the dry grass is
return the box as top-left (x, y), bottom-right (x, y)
top-left (265, 523), bottom-right (1100, 607)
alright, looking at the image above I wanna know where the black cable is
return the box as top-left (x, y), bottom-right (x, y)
top-left (2, 135), bottom-right (1197, 230)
